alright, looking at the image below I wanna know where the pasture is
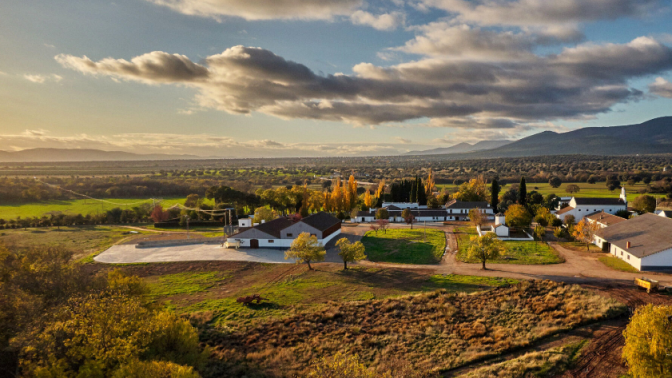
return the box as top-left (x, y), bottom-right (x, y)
top-left (361, 228), bottom-right (447, 264)
top-left (455, 227), bottom-right (564, 265)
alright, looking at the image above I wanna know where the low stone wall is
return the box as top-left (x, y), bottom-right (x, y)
top-left (135, 237), bottom-right (225, 249)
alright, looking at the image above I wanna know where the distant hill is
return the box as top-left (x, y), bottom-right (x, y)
top-left (468, 117), bottom-right (672, 158)
top-left (0, 148), bottom-right (201, 162)
top-left (405, 116), bottom-right (672, 159)
top-left (406, 140), bottom-right (513, 155)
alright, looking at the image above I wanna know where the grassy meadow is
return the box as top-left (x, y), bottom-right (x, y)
top-left (0, 196), bottom-right (207, 219)
top-left (0, 225), bottom-right (151, 261)
top-left (361, 228), bottom-right (446, 264)
top-left (456, 227), bottom-right (564, 265)
top-left (438, 181), bottom-right (667, 202)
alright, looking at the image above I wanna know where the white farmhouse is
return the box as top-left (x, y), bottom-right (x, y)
top-left (555, 188), bottom-right (627, 222)
top-left (445, 200), bottom-right (494, 221)
top-left (593, 213), bottom-right (672, 271)
top-left (227, 212), bottom-right (341, 249)
top-left (656, 210), bottom-right (672, 218)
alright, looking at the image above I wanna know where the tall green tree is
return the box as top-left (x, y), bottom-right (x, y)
top-left (490, 178), bottom-right (500, 213)
top-left (417, 177), bottom-right (427, 205)
top-left (410, 176), bottom-right (417, 203)
top-left (518, 177), bottom-right (527, 206)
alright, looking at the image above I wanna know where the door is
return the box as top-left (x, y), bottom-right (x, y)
top-left (601, 242), bottom-right (610, 252)
top-left (250, 239), bottom-right (259, 249)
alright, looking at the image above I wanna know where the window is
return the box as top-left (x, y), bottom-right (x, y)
top-left (621, 251), bottom-right (623, 256)
top-left (627, 255), bottom-right (630, 260)
top-left (286, 233), bottom-right (293, 237)
top-left (268, 240), bottom-right (274, 243)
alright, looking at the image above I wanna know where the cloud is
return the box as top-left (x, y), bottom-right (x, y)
top-left (394, 137), bottom-right (411, 144)
top-left (649, 77), bottom-right (672, 98)
top-left (55, 52), bottom-right (208, 84)
top-left (422, 0), bottom-right (663, 27)
top-left (23, 74), bottom-right (63, 84)
top-left (145, 0), bottom-right (361, 21)
top-left (350, 10), bottom-right (404, 31)
top-left (57, 37), bottom-right (672, 126)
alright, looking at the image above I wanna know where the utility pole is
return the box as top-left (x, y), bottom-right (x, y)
top-left (185, 215), bottom-right (190, 239)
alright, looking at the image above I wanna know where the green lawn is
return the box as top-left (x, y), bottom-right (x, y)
top-left (599, 255), bottom-right (639, 273)
top-left (361, 228), bottom-right (446, 264)
top-left (148, 271), bottom-right (232, 297)
top-left (0, 197), bottom-right (208, 219)
top-left (437, 182), bottom-right (665, 202)
top-left (456, 227), bottom-right (564, 265)
top-left (0, 225), bottom-right (149, 261)
top-left (559, 241), bottom-right (602, 253)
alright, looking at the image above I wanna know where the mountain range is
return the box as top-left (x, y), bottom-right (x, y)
top-left (0, 148), bottom-right (200, 162)
top-left (408, 116), bottom-right (672, 158)
top-left (405, 140), bottom-right (513, 155)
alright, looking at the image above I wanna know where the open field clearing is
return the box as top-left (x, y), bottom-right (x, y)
top-left (456, 227), bottom-right (564, 265)
top-left (437, 182), bottom-right (666, 202)
top-left (199, 280), bottom-right (624, 377)
top-left (361, 228), bottom-right (446, 264)
top-left (128, 263), bottom-right (520, 328)
top-left (0, 197), bottom-right (206, 219)
top-left (0, 225), bottom-right (150, 261)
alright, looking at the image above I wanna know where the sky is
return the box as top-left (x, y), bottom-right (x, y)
top-left (1, 0), bottom-right (672, 158)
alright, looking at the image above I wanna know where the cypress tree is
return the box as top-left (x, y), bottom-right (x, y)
top-left (491, 178), bottom-right (500, 212)
top-left (418, 177), bottom-right (427, 205)
top-left (410, 177), bottom-right (417, 203)
top-left (519, 177), bottom-right (527, 206)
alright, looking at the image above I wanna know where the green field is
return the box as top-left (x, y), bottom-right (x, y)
top-left (456, 227), bottom-right (564, 265)
top-left (559, 241), bottom-right (602, 253)
top-left (438, 182), bottom-right (666, 202)
top-left (361, 228), bottom-right (446, 264)
top-left (0, 225), bottom-right (149, 261)
top-left (0, 197), bottom-right (211, 219)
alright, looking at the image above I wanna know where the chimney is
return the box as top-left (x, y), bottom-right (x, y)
top-left (626, 241), bottom-right (631, 249)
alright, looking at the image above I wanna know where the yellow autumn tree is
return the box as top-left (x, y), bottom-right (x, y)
top-left (572, 219), bottom-right (600, 251)
top-left (323, 192), bottom-right (331, 212)
top-left (623, 304), bottom-right (672, 378)
top-left (347, 174), bottom-right (358, 209)
top-left (364, 190), bottom-right (373, 208)
top-left (454, 176), bottom-right (488, 202)
top-left (467, 232), bottom-right (507, 270)
top-left (284, 232), bottom-right (326, 270)
top-left (425, 168), bottom-right (435, 196)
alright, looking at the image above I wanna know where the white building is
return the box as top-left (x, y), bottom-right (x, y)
top-left (656, 210), bottom-right (672, 218)
top-left (351, 207), bottom-right (448, 223)
top-left (227, 212), bottom-right (341, 248)
top-left (585, 211), bottom-right (627, 228)
top-left (445, 200), bottom-right (494, 221)
top-left (593, 214), bottom-right (672, 271)
top-left (555, 189), bottom-right (627, 222)
top-left (493, 213), bottom-right (509, 237)
top-left (380, 202), bottom-right (428, 209)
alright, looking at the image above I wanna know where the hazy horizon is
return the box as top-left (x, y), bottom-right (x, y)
top-left (2, 0), bottom-right (672, 158)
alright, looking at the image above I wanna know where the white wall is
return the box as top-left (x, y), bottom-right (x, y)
top-left (228, 228), bottom-right (341, 249)
top-left (557, 204), bottom-right (626, 221)
top-left (382, 202), bottom-right (427, 209)
top-left (641, 247), bottom-right (672, 270)
top-left (599, 238), bottom-right (642, 271)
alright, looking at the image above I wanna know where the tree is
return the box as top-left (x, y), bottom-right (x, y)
top-left (253, 207), bottom-right (276, 224)
top-left (565, 184), bottom-right (580, 194)
top-left (468, 208), bottom-right (485, 228)
top-left (572, 219), bottom-right (600, 251)
top-left (490, 178), bottom-right (500, 213)
top-left (533, 224), bottom-right (546, 247)
top-left (564, 214), bottom-right (576, 226)
top-left (364, 190), bottom-right (373, 209)
top-left (505, 204), bottom-right (532, 230)
top-left (632, 195), bottom-right (657, 214)
top-left (622, 304), bottom-right (672, 378)
top-left (455, 177), bottom-right (488, 202)
top-left (548, 176), bottom-right (562, 188)
top-left (427, 195), bottom-right (440, 209)
top-left (112, 360), bottom-right (201, 378)
top-left (375, 208), bottom-right (389, 220)
top-left (401, 208), bottom-right (416, 229)
top-left (467, 233), bottom-right (507, 270)
top-left (284, 233), bottom-right (326, 270)
top-left (534, 207), bottom-right (553, 227)
top-left (518, 177), bottom-right (527, 206)
top-left (606, 175), bottom-right (621, 191)
top-left (335, 238), bottom-right (366, 270)
top-left (376, 219), bottom-right (390, 234)
top-left (184, 193), bottom-right (200, 208)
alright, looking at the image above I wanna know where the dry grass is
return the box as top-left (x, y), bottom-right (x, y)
top-left (457, 341), bottom-right (587, 378)
top-left (202, 280), bottom-right (625, 378)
